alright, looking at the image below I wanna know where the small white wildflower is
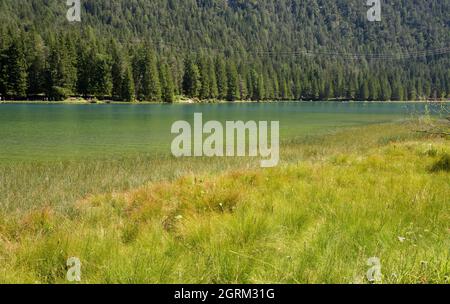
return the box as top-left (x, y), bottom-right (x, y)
top-left (398, 236), bottom-right (406, 243)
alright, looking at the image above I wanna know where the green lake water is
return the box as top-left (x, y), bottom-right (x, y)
top-left (0, 102), bottom-right (432, 162)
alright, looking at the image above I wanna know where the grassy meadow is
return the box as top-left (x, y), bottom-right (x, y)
top-left (0, 121), bottom-right (448, 283)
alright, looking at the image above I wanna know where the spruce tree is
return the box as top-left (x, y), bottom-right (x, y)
top-left (250, 69), bottom-right (262, 100)
top-left (359, 80), bottom-right (370, 101)
top-left (182, 57), bottom-right (201, 98)
top-left (121, 64), bottom-right (135, 102)
top-left (324, 81), bottom-right (334, 100)
top-left (198, 56), bottom-right (211, 100)
top-left (408, 82), bottom-right (417, 101)
top-left (111, 42), bottom-right (124, 100)
top-left (311, 80), bottom-right (320, 100)
top-left (142, 49), bottom-right (161, 101)
top-left (76, 43), bottom-right (93, 97)
top-left (208, 58), bottom-right (218, 99)
top-left (293, 72), bottom-right (302, 100)
top-left (369, 77), bottom-right (380, 101)
top-left (4, 39), bottom-right (27, 98)
top-left (239, 74), bottom-right (248, 100)
top-left (302, 76), bottom-right (311, 100)
top-left (91, 54), bottom-right (112, 98)
top-left (132, 48), bottom-right (144, 100)
top-left (226, 61), bottom-right (240, 101)
top-left (27, 33), bottom-right (45, 96)
top-left (47, 35), bottom-right (78, 99)
top-left (391, 78), bottom-right (404, 101)
top-left (416, 79), bottom-right (423, 99)
top-left (380, 76), bottom-right (392, 101)
top-left (424, 82), bottom-right (431, 99)
top-left (347, 78), bottom-right (357, 100)
top-left (159, 62), bottom-right (175, 103)
top-left (215, 56), bottom-right (228, 100)
top-left (64, 35), bottom-right (78, 93)
top-left (0, 49), bottom-right (5, 98)
top-left (280, 78), bottom-right (289, 100)
top-left (272, 75), bottom-right (280, 100)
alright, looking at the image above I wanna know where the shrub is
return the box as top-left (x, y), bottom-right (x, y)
top-left (431, 153), bottom-right (450, 172)
top-left (50, 86), bottom-right (72, 101)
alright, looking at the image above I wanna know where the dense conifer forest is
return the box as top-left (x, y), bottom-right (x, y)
top-left (0, 0), bottom-right (449, 101)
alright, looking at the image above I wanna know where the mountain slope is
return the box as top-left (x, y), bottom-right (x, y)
top-left (0, 0), bottom-right (449, 101)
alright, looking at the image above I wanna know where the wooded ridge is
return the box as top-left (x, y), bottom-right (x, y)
top-left (0, 0), bottom-right (449, 101)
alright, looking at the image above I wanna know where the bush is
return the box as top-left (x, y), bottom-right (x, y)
top-left (50, 86), bottom-right (72, 101)
top-left (431, 153), bottom-right (450, 172)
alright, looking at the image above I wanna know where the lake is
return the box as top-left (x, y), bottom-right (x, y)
top-left (0, 102), bottom-right (434, 162)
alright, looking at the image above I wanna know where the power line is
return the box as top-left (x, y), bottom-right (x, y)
top-left (157, 39), bottom-right (450, 60)
top-left (251, 46), bottom-right (450, 60)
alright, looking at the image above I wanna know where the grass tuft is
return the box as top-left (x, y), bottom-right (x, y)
top-left (430, 153), bottom-right (450, 173)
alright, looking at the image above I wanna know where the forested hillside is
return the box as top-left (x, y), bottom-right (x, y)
top-left (0, 0), bottom-right (449, 101)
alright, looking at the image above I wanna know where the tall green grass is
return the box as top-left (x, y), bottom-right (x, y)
top-left (0, 122), bottom-right (422, 212)
top-left (0, 122), bottom-right (448, 283)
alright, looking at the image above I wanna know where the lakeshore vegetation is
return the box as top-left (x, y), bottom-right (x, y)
top-left (0, 0), bottom-right (449, 102)
top-left (0, 121), bottom-right (448, 283)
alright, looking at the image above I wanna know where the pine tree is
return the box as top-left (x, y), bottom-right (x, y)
top-left (121, 64), bottom-right (135, 102)
top-left (239, 72), bottom-right (249, 100)
top-left (391, 77), bottom-right (404, 101)
top-left (272, 75), bottom-right (280, 100)
top-left (226, 61), bottom-right (240, 101)
top-left (263, 73), bottom-right (272, 101)
top-left (208, 58), bottom-right (218, 99)
top-left (111, 42), bottom-right (124, 100)
top-left (159, 62), bottom-right (174, 103)
top-left (311, 80), bottom-right (320, 100)
top-left (3, 38), bottom-right (27, 98)
top-left (141, 49), bottom-right (161, 101)
top-left (246, 71), bottom-right (253, 100)
top-left (182, 57), bottom-right (201, 98)
top-left (198, 56), bottom-right (211, 100)
top-left (369, 77), bottom-right (380, 101)
top-left (334, 70), bottom-right (344, 99)
top-left (91, 54), bottom-right (112, 98)
top-left (293, 72), bottom-right (303, 100)
top-left (0, 49), bottom-right (5, 98)
top-left (250, 69), bottom-right (264, 100)
top-left (27, 34), bottom-right (45, 96)
top-left (47, 35), bottom-right (78, 99)
top-left (407, 82), bottom-right (417, 101)
top-left (132, 48), bottom-right (143, 100)
top-left (359, 80), bottom-right (369, 101)
top-left (380, 76), bottom-right (392, 101)
top-left (416, 79), bottom-right (423, 99)
top-left (76, 43), bottom-right (93, 97)
top-left (424, 81), bottom-right (431, 99)
top-left (324, 81), bottom-right (334, 100)
top-left (347, 78), bottom-right (357, 100)
top-left (302, 76), bottom-right (311, 100)
top-left (280, 78), bottom-right (289, 100)
top-left (215, 56), bottom-right (228, 100)
top-left (258, 74), bottom-right (265, 100)
top-left (64, 35), bottom-right (78, 93)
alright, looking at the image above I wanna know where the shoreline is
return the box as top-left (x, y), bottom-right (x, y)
top-left (1, 99), bottom-right (449, 105)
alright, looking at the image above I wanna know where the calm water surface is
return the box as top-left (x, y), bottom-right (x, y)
top-left (0, 102), bottom-right (431, 162)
